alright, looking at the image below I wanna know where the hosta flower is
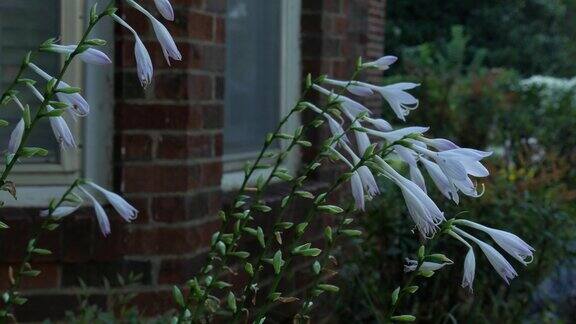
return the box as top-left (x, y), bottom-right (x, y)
top-left (359, 82), bottom-right (419, 121)
top-left (8, 119), bottom-right (25, 154)
top-left (375, 156), bottom-right (444, 236)
top-left (48, 44), bottom-right (111, 65)
top-left (87, 182), bottom-right (138, 222)
top-left (363, 126), bottom-right (429, 143)
top-left (40, 205), bottom-right (81, 218)
top-left (324, 78), bottom-right (374, 97)
top-left (420, 158), bottom-right (459, 204)
top-left (350, 171), bottom-right (365, 210)
top-left (113, 15), bottom-right (154, 88)
top-left (404, 258), bottom-right (453, 272)
top-left (362, 55), bottom-right (398, 70)
top-left (352, 121), bottom-right (371, 155)
top-left (28, 63), bottom-right (90, 116)
top-left (80, 186), bottom-right (111, 236)
top-left (421, 137), bottom-right (460, 151)
top-left (394, 145), bottom-right (426, 192)
top-left (334, 144), bottom-right (380, 210)
top-left (154, 0), bottom-right (175, 21)
top-left (312, 85), bottom-right (371, 119)
top-left (27, 83), bottom-right (76, 149)
top-left (127, 0), bottom-right (182, 65)
top-left (462, 248), bottom-right (476, 291)
top-left (456, 220), bottom-right (535, 265)
top-left (454, 227), bottom-right (518, 284)
top-left (304, 102), bottom-right (349, 146)
top-left (364, 117), bottom-right (392, 131)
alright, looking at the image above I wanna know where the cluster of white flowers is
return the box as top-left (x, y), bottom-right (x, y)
top-left (5, 0), bottom-right (181, 235)
top-left (309, 56), bottom-right (534, 290)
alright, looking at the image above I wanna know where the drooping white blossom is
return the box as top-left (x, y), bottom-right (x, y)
top-left (363, 126), bottom-right (429, 143)
top-left (87, 182), bottom-right (138, 222)
top-left (420, 157), bottom-right (460, 204)
top-left (312, 85), bottom-right (371, 119)
top-left (28, 63), bottom-right (90, 116)
top-left (456, 220), bottom-right (535, 265)
top-left (362, 55), bottom-right (398, 70)
top-left (324, 78), bottom-right (374, 97)
top-left (8, 119), bottom-right (25, 154)
top-left (154, 0), bottom-right (175, 21)
top-left (404, 258), bottom-right (453, 272)
top-left (40, 205), bottom-right (81, 218)
top-left (80, 186), bottom-right (111, 236)
top-left (113, 15), bottom-right (154, 88)
top-left (462, 248), bottom-right (476, 291)
top-left (364, 117), bottom-right (393, 132)
top-left (359, 82), bottom-right (420, 121)
top-left (48, 44), bottom-right (111, 65)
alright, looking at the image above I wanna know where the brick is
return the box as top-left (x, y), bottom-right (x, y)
top-left (130, 290), bottom-right (174, 316)
top-left (16, 294), bottom-right (106, 322)
top-left (154, 73), bottom-right (212, 100)
top-left (151, 191), bottom-right (221, 223)
top-left (61, 214), bottom-right (94, 262)
top-left (0, 263), bottom-right (60, 290)
top-left (201, 104), bottom-right (223, 129)
top-left (200, 161), bottom-right (222, 187)
top-left (119, 134), bottom-right (153, 161)
top-left (187, 12), bottom-right (214, 41)
top-left (116, 104), bottom-right (203, 130)
top-left (215, 17), bottom-right (225, 43)
top-left (121, 165), bottom-right (200, 193)
top-left (157, 253), bottom-right (206, 284)
top-left (61, 260), bottom-right (152, 287)
top-left (156, 134), bottom-right (213, 160)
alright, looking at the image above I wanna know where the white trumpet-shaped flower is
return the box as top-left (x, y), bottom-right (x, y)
top-left (113, 15), bottom-right (154, 88)
top-left (363, 126), bottom-right (429, 143)
top-left (127, 0), bottom-right (182, 65)
top-left (394, 145), bottom-right (426, 192)
top-left (350, 171), bottom-right (365, 210)
top-left (456, 220), bottom-right (535, 265)
top-left (304, 102), bottom-right (349, 146)
top-left (8, 119), bottom-right (25, 154)
top-left (80, 186), bottom-right (111, 236)
top-left (454, 227), bottom-right (518, 285)
top-left (27, 84), bottom-right (76, 149)
top-left (404, 258), bottom-right (453, 273)
top-left (420, 157), bottom-right (459, 204)
top-left (352, 121), bottom-right (371, 155)
top-left (324, 78), bottom-right (374, 97)
top-left (40, 204), bottom-right (81, 218)
top-left (48, 44), bottom-right (111, 65)
top-left (362, 55), bottom-right (398, 70)
top-left (334, 144), bottom-right (380, 210)
top-left (364, 117), bottom-right (393, 131)
top-left (312, 85), bottom-right (371, 119)
top-left (154, 0), bottom-right (175, 21)
top-left (375, 156), bottom-right (444, 236)
top-left (87, 182), bottom-right (138, 222)
top-left (28, 63), bottom-right (90, 116)
top-left (421, 137), bottom-right (460, 151)
top-left (462, 248), bottom-right (476, 291)
top-left (359, 82), bottom-right (419, 121)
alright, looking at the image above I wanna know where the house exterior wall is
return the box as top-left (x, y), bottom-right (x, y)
top-left (0, 0), bottom-right (386, 321)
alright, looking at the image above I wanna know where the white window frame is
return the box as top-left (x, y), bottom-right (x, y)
top-left (221, 0), bottom-right (302, 191)
top-left (3, 0), bottom-right (113, 206)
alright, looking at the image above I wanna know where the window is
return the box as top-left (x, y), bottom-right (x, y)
top-left (222, 0), bottom-right (301, 190)
top-left (0, 0), bottom-right (113, 206)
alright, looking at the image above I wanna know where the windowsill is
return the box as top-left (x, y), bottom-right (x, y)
top-left (1, 186), bottom-right (70, 208)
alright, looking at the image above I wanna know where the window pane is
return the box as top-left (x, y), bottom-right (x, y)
top-left (224, 0), bottom-right (281, 158)
top-left (0, 0), bottom-right (61, 163)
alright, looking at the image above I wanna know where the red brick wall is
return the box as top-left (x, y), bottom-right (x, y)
top-left (0, 0), bottom-right (386, 321)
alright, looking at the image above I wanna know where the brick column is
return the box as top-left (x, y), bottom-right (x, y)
top-left (114, 0), bottom-right (225, 314)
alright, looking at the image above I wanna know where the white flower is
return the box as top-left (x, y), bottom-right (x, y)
top-left (154, 0), bottom-right (175, 21)
top-left (49, 45), bottom-right (111, 65)
top-left (362, 55), bottom-right (398, 70)
top-left (420, 158), bottom-right (459, 204)
top-left (47, 106), bottom-right (76, 149)
top-left (80, 186), bottom-right (111, 236)
top-left (350, 171), bottom-right (365, 210)
top-left (364, 117), bottom-right (393, 131)
top-left (360, 82), bottom-right (419, 121)
top-left (40, 205), bottom-right (81, 218)
top-left (8, 119), bottom-right (25, 154)
top-left (357, 165), bottom-right (380, 199)
top-left (304, 102), bottom-right (350, 146)
top-left (113, 14), bottom-right (154, 88)
top-left (457, 220), bottom-right (535, 265)
top-left (462, 248), bottom-right (476, 291)
top-left (364, 126), bottom-right (429, 143)
top-left (324, 78), bottom-right (374, 97)
top-left (421, 137), bottom-right (460, 151)
top-left (404, 258), bottom-right (453, 272)
top-left (454, 227), bottom-right (518, 285)
top-left (375, 156), bottom-right (444, 236)
top-left (87, 182), bottom-right (138, 222)
top-left (312, 85), bottom-right (371, 119)
top-left (127, 0), bottom-right (181, 65)
top-left (394, 145), bottom-right (426, 192)
top-left (28, 63), bottom-right (90, 116)
top-left (352, 121), bottom-right (371, 155)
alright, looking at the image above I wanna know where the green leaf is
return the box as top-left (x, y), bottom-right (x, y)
top-left (56, 86), bottom-right (81, 94)
top-left (403, 285), bottom-right (419, 294)
top-left (244, 262), bottom-right (254, 277)
top-left (317, 205), bottom-right (343, 214)
top-left (0, 120), bottom-right (9, 127)
top-left (295, 191), bottom-right (315, 199)
top-left (20, 147), bottom-right (49, 158)
top-left (324, 226), bottom-right (333, 242)
top-left (340, 229), bottom-right (362, 237)
top-left (21, 270), bottom-right (41, 277)
top-left (228, 251), bottom-right (250, 259)
top-left (173, 286), bottom-right (185, 307)
top-left (42, 109), bottom-right (66, 117)
top-left (273, 171), bottom-right (293, 181)
top-left (256, 227), bottom-right (265, 248)
top-left (213, 281), bottom-right (232, 289)
top-left (275, 222), bottom-right (293, 230)
top-left (300, 248), bottom-right (322, 257)
top-left (317, 284), bottom-right (339, 293)
top-left (296, 222), bottom-right (308, 235)
top-left (227, 292), bottom-right (237, 313)
top-left (272, 250), bottom-right (283, 274)
top-left (312, 261), bottom-right (321, 274)
top-left (31, 248), bottom-right (52, 255)
top-left (391, 315), bottom-right (416, 322)
top-left (391, 287), bottom-right (400, 305)
top-left (417, 245), bottom-right (426, 261)
top-left (85, 38), bottom-right (107, 46)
